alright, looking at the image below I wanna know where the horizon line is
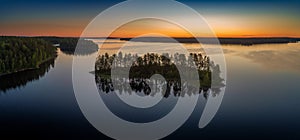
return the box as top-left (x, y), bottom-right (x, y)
top-left (1, 35), bottom-right (300, 39)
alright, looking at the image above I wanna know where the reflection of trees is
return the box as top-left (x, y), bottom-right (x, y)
top-left (0, 58), bottom-right (55, 93)
top-left (95, 52), bottom-right (224, 99)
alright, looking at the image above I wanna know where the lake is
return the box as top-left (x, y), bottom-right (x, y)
top-left (1, 39), bottom-right (300, 139)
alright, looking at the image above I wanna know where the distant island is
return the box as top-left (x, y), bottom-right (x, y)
top-left (120, 37), bottom-right (300, 46)
top-left (0, 36), bottom-right (98, 76)
top-left (38, 37), bottom-right (98, 55)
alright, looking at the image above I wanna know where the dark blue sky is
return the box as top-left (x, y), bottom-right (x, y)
top-left (1, 0), bottom-right (299, 37)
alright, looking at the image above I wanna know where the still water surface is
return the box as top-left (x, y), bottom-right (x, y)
top-left (1, 40), bottom-right (300, 139)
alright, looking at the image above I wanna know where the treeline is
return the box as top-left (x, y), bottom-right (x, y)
top-left (96, 52), bottom-right (212, 82)
top-left (39, 37), bottom-right (98, 55)
top-left (0, 36), bottom-right (99, 75)
top-left (0, 36), bottom-right (57, 75)
top-left (121, 37), bottom-right (300, 46)
top-left (96, 52), bottom-right (210, 71)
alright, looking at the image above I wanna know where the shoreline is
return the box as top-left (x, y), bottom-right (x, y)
top-left (120, 37), bottom-right (300, 46)
top-left (0, 55), bottom-right (57, 77)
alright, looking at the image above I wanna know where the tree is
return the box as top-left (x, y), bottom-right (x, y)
top-left (0, 36), bottom-right (56, 75)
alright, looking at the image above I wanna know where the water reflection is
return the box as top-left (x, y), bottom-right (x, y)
top-left (96, 77), bottom-right (223, 99)
top-left (95, 52), bottom-right (224, 99)
top-left (0, 58), bottom-right (56, 93)
top-left (222, 43), bottom-right (300, 72)
top-left (60, 47), bottom-right (98, 56)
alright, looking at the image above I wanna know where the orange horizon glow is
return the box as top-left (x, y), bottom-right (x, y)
top-left (2, 33), bottom-right (300, 38)
top-left (1, 32), bottom-right (300, 38)
top-left (1, 17), bottom-right (300, 38)
top-left (1, 0), bottom-right (300, 39)
top-left (2, 28), bottom-right (300, 39)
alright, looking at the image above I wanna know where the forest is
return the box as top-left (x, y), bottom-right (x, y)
top-left (0, 36), bottom-right (98, 75)
top-left (0, 36), bottom-right (57, 75)
top-left (95, 52), bottom-right (224, 98)
top-left (39, 37), bottom-right (98, 55)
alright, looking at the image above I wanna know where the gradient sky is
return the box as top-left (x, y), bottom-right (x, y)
top-left (0, 0), bottom-right (300, 37)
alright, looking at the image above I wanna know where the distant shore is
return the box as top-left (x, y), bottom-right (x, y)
top-left (119, 37), bottom-right (300, 46)
top-left (4, 36), bottom-right (300, 46)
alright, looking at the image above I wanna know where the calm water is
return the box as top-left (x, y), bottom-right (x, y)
top-left (1, 40), bottom-right (300, 139)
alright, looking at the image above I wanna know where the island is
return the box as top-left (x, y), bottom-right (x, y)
top-left (38, 37), bottom-right (99, 55)
top-left (95, 52), bottom-right (225, 98)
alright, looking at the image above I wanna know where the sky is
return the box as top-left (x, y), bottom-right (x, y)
top-left (0, 0), bottom-right (300, 37)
